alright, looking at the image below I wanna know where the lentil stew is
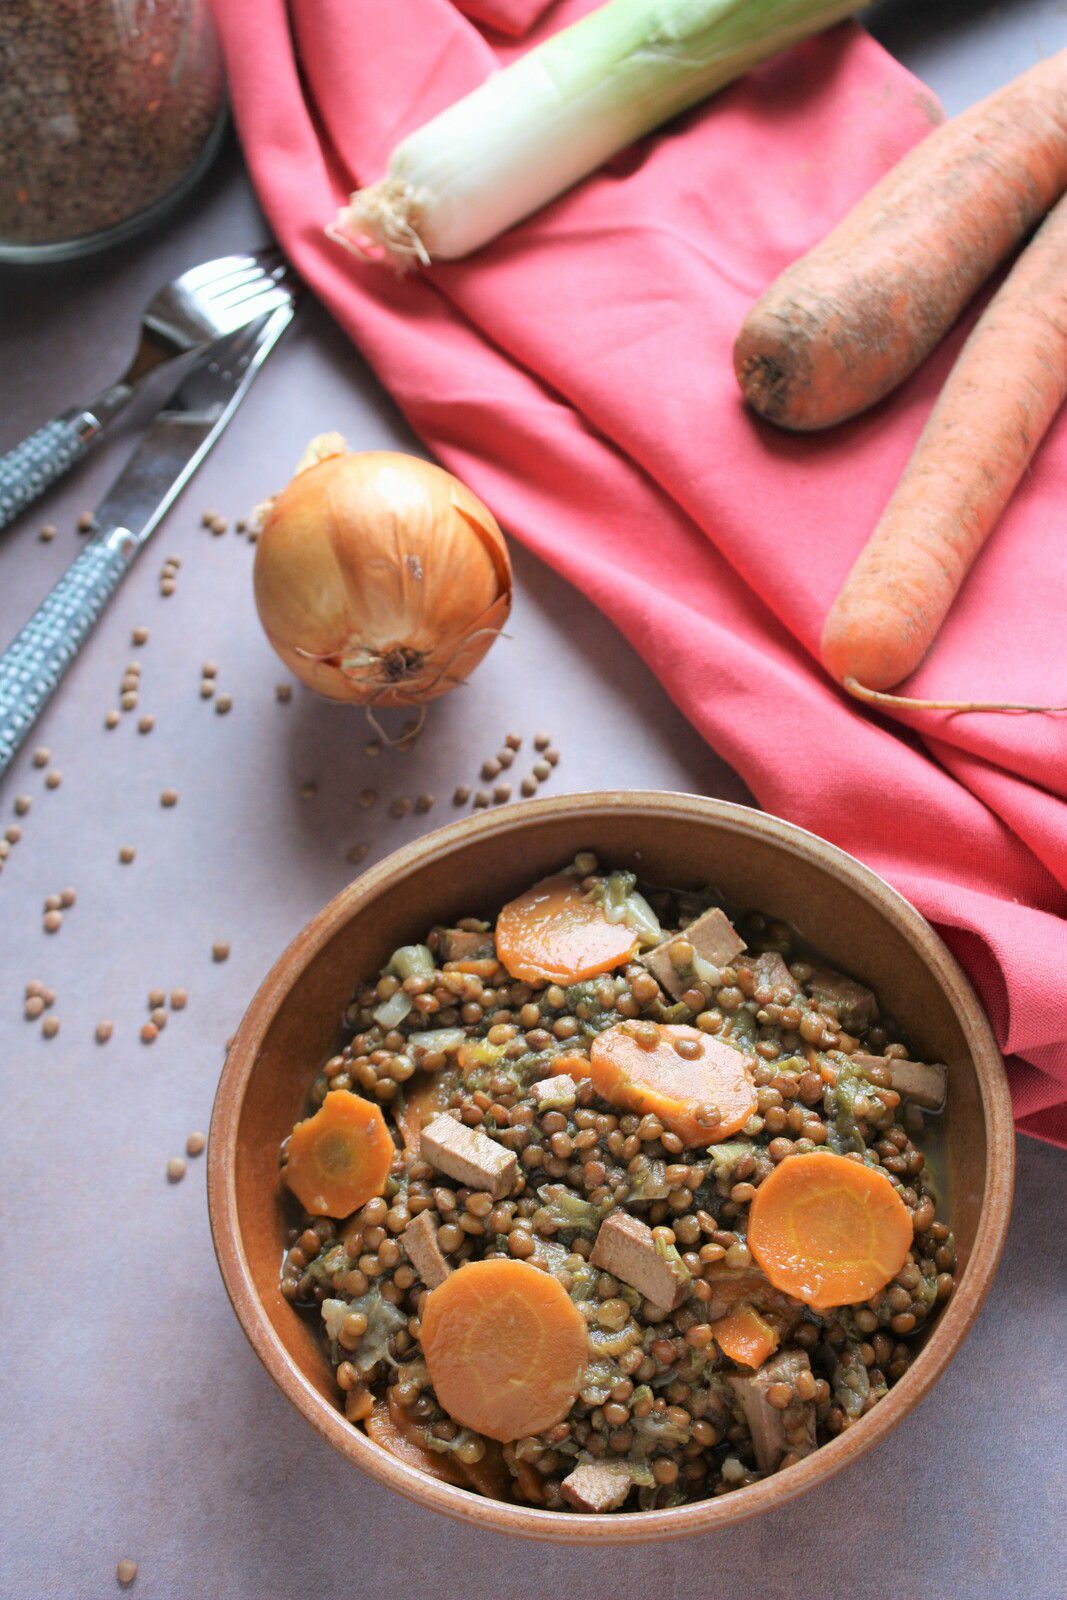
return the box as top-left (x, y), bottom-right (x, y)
top-left (277, 853), bottom-right (955, 1514)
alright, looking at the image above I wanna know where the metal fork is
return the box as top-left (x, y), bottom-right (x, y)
top-left (0, 247), bottom-right (295, 532)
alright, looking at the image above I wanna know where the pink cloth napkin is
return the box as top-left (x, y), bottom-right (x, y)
top-left (211, 0), bottom-right (1067, 1148)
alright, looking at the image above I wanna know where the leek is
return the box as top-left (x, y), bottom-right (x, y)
top-left (329, 0), bottom-right (858, 268)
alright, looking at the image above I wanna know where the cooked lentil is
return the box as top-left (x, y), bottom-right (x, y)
top-left (278, 855), bottom-right (954, 1515)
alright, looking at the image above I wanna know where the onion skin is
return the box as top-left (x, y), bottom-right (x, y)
top-left (253, 450), bottom-right (511, 706)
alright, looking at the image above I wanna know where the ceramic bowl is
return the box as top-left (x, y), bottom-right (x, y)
top-left (208, 792), bottom-right (1013, 1543)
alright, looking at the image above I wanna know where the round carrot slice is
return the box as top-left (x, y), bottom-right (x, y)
top-left (747, 1150), bottom-right (914, 1310)
top-left (495, 873), bottom-right (637, 985)
top-left (285, 1089), bottom-right (395, 1217)
top-left (420, 1259), bottom-right (589, 1442)
top-left (588, 1022), bottom-right (757, 1146)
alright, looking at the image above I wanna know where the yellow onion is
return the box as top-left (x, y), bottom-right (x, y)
top-left (253, 441), bottom-right (511, 717)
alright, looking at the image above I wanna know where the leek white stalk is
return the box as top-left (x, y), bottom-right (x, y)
top-left (329, 0), bottom-right (857, 269)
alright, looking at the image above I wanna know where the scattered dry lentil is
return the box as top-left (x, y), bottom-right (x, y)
top-left (215, 693), bottom-right (233, 715)
top-left (31, 747), bottom-right (49, 767)
top-left (545, 749), bottom-right (560, 767)
top-left (41, 1016), bottom-right (59, 1039)
top-left (148, 988), bottom-right (166, 1008)
top-left (481, 758), bottom-right (501, 780)
top-left (473, 790), bottom-right (491, 808)
top-left (14, 795), bottom-right (31, 815)
top-left (389, 797), bottom-right (412, 819)
top-left (131, 626), bottom-right (149, 646)
top-left (186, 1131), bottom-right (206, 1157)
top-left (116, 1558), bottom-right (138, 1587)
top-left (77, 512), bottom-right (95, 533)
top-left (118, 846), bottom-right (136, 864)
top-left (364, 738), bottom-right (382, 757)
top-left (346, 843), bottom-right (369, 865)
top-left (95, 1021), bottom-right (113, 1044)
top-left (533, 760), bottom-right (550, 781)
top-left (43, 910), bottom-right (62, 933)
top-left (520, 777), bottom-right (537, 798)
top-left (160, 578), bottom-right (176, 596)
top-left (38, 523), bottom-right (57, 542)
top-left (140, 1022), bottom-right (158, 1044)
top-left (534, 731), bottom-right (551, 749)
top-left (45, 770), bottom-right (61, 789)
top-left (137, 714), bottom-right (155, 734)
top-left (505, 733), bottom-right (522, 750)
top-left (300, 781), bottom-right (318, 800)
top-left (493, 784), bottom-right (511, 804)
top-left (212, 941), bottom-right (230, 962)
top-left (497, 748), bottom-right (515, 769)
top-left (24, 996), bottom-right (44, 1019)
top-left (59, 887), bottom-right (75, 907)
top-left (160, 789), bottom-right (179, 808)
top-left (200, 681), bottom-right (215, 699)
top-left (167, 1156), bottom-right (187, 1182)
top-left (275, 683), bottom-right (293, 703)
top-left (5, 825), bottom-right (21, 844)
top-left (415, 793), bottom-right (435, 813)
top-left (453, 786), bottom-right (471, 805)
top-left (150, 1007), bottom-right (168, 1029)
top-left (170, 989), bottom-right (188, 1010)
top-left (120, 691), bottom-right (138, 712)
top-left (104, 710), bottom-right (120, 730)
top-left (358, 788), bottom-right (377, 808)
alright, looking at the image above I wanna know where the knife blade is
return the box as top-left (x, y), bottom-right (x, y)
top-left (0, 304), bottom-right (295, 775)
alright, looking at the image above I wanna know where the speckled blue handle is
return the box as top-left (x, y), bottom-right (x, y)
top-left (0, 415), bottom-right (91, 532)
top-left (0, 533), bottom-right (132, 776)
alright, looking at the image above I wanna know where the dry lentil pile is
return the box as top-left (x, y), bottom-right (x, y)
top-left (0, 0), bottom-right (222, 250)
top-left (280, 855), bottom-right (954, 1514)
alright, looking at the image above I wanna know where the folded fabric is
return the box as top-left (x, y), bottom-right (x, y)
top-left (211, 0), bottom-right (1067, 1146)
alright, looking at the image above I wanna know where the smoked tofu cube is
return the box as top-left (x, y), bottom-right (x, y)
top-left (589, 1211), bottom-right (687, 1312)
top-left (729, 1349), bottom-right (817, 1475)
top-left (640, 906), bottom-right (746, 1000)
top-left (420, 1113), bottom-right (517, 1199)
top-left (401, 1209), bottom-right (451, 1289)
top-left (807, 967), bottom-right (878, 1033)
top-left (561, 1462), bottom-right (632, 1512)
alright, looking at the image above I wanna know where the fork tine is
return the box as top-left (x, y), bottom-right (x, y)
top-left (198, 261), bottom-right (278, 301)
top-left (211, 275), bottom-right (296, 314)
top-left (176, 253), bottom-right (262, 292)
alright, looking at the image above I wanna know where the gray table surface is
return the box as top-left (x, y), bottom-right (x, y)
top-left (2, 4), bottom-right (1064, 1597)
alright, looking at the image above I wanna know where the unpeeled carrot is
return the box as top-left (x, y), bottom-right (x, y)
top-left (821, 192), bottom-right (1067, 697)
top-left (734, 51), bottom-right (1067, 431)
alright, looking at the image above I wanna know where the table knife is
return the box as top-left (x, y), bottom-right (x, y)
top-left (0, 304), bottom-right (294, 777)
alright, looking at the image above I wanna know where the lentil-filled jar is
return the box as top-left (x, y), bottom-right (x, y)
top-left (0, 0), bottom-right (226, 262)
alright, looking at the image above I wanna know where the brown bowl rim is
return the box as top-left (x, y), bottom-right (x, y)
top-left (208, 791), bottom-right (1014, 1544)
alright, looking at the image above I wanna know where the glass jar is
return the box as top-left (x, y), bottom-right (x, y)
top-left (0, 0), bottom-right (226, 263)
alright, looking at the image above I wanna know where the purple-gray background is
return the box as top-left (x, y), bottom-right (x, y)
top-left (2, 4), bottom-right (1064, 1596)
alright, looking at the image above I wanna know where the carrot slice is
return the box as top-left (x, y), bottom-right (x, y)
top-left (495, 874), bottom-right (637, 985)
top-left (710, 1303), bottom-right (780, 1369)
top-left (747, 1151), bottom-right (913, 1310)
top-left (365, 1396), bottom-right (467, 1485)
top-left (285, 1090), bottom-right (394, 1217)
top-left (548, 1051), bottom-right (592, 1078)
top-left (396, 1072), bottom-right (454, 1154)
top-left (420, 1258), bottom-right (589, 1442)
top-left (588, 1022), bottom-right (757, 1146)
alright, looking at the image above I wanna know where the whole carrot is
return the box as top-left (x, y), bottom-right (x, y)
top-left (734, 51), bottom-right (1067, 431)
top-left (820, 192), bottom-right (1067, 701)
